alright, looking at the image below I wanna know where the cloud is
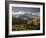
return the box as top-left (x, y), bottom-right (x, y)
top-left (12, 11), bottom-right (25, 15)
top-left (32, 12), bottom-right (40, 16)
top-left (12, 11), bottom-right (26, 18)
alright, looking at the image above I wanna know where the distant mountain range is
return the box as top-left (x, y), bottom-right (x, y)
top-left (12, 12), bottom-right (40, 17)
top-left (12, 13), bottom-right (39, 20)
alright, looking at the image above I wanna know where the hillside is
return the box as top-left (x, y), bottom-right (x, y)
top-left (12, 18), bottom-right (40, 31)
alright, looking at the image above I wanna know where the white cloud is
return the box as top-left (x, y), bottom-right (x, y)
top-left (12, 11), bottom-right (26, 18)
top-left (12, 11), bottom-right (25, 15)
top-left (32, 12), bottom-right (40, 16)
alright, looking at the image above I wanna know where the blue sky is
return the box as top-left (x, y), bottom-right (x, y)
top-left (12, 7), bottom-right (40, 13)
